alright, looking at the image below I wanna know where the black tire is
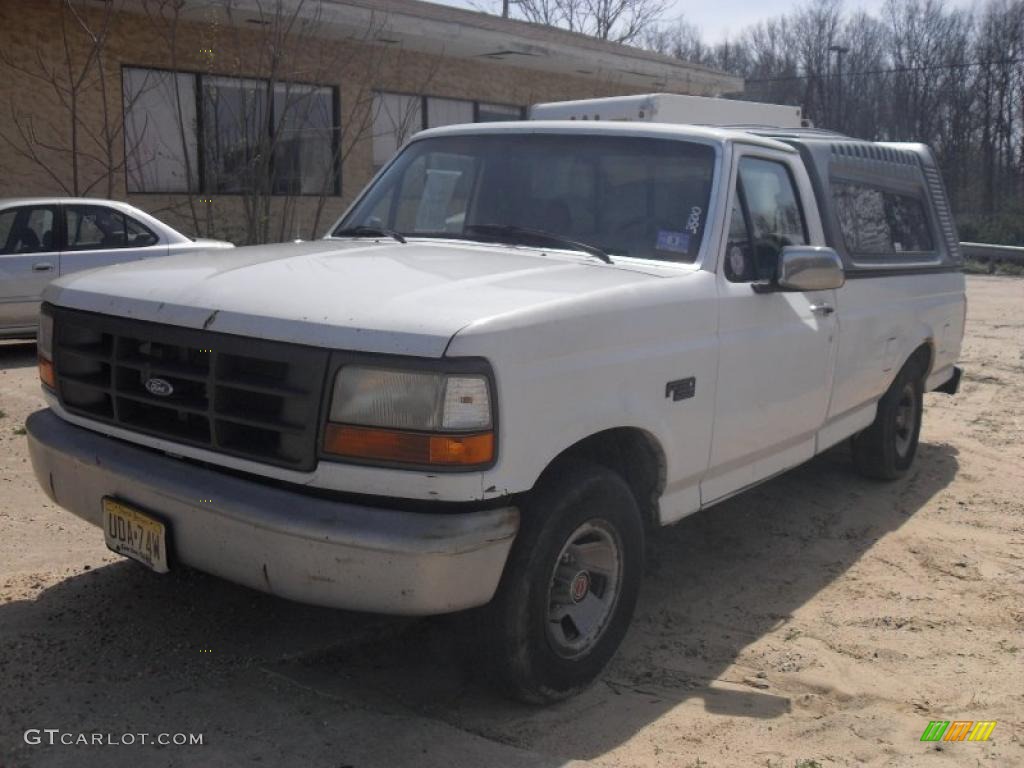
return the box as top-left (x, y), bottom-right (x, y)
top-left (476, 460), bottom-right (644, 703)
top-left (852, 358), bottom-right (925, 480)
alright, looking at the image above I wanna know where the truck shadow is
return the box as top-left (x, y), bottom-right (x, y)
top-left (0, 439), bottom-right (958, 764)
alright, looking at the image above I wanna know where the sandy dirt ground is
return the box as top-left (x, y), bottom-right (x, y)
top-left (1, 275), bottom-right (1021, 768)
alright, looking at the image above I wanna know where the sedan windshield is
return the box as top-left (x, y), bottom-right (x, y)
top-left (334, 133), bottom-right (717, 263)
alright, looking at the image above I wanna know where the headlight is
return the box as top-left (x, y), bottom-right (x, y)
top-left (38, 312), bottom-right (53, 359)
top-left (38, 311), bottom-right (55, 389)
top-left (323, 365), bottom-right (494, 468)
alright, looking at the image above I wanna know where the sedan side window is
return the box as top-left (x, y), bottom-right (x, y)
top-left (125, 215), bottom-right (159, 247)
top-left (66, 205), bottom-right (128, 250)
top-left (0, 206), bottom-right (57, 254)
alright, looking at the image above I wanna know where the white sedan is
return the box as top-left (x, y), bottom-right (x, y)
top-left (0, 197), bottom-right (233, 339)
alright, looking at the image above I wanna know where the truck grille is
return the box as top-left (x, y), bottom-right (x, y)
top-left (50, 307), bottom-right (329, 471)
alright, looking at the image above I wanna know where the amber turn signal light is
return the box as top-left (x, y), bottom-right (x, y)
top-left (38, 356), bottom-right (55, 389)
top-left (323, 423), bottom-right (494, 467)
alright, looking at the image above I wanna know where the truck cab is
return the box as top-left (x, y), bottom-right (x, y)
top-left (26, 97), bottom-right (964, 703)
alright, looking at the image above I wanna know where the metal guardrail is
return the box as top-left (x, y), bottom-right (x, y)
top-left (961, 242), bottom-right (1024, 266)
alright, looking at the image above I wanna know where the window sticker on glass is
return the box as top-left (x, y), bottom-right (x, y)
top-left (656, 230), bottom-right (690, 254)
top-left (686, 206), bottom-right (703, 234)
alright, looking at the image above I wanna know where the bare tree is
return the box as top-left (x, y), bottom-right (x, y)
top-left (643, 0), bottom-right (1024, 244)
top-left (482, 0), bottom-right (668, 43)
top-left (0, 0), bottom-right (139, 198)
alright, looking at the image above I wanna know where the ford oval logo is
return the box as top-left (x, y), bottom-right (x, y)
top-left (144, 377), bottom-right (174, 397)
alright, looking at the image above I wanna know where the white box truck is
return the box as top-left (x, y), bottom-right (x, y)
top-left (530, 92), bottom-right (807, 128)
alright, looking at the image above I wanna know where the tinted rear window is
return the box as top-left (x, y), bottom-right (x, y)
top-left (832, 181), bottom-right (935, 256)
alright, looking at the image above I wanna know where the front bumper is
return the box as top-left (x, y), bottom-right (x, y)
top-left (26, 409), bottom-right (518, 615)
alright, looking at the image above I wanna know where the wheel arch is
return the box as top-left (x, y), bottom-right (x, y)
top-left (534, 427), bottom-right (667, 527)
top-left (903, 338), bottom-right (935, 380)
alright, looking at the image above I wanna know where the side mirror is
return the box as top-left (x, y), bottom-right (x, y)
top-left (776, 246), bottom-right (845, 291)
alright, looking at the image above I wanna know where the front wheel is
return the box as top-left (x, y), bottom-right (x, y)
top-left (852, 358), bottom-right (925, 480)
top-left (476, 461), bottom-right (644, 703)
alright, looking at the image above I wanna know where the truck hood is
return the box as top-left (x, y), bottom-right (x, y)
top-left (44, 239), bottom-right (662, 357)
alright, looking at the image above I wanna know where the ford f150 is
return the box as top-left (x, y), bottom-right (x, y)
top-left (26, 100), bottom-right (965, 702)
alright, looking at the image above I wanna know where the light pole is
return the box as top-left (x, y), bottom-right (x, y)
top-left (829, 45), bottom-right (850, 130)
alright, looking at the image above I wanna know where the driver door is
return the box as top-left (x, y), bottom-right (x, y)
top-left (702, 152), bottom-right (838, 504)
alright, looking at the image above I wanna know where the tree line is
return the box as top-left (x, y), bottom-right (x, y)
top-left (495, 0), bottom-right (1024, 246)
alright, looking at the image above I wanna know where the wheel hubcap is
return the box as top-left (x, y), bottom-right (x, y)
top-left (546, 520), bottom-right (622, 659)
top-left (894, 383), bottom-right (917, 458)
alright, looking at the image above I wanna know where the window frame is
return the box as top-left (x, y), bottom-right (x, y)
top-left (829, 176), bottom-right (939, 264)
top-left (121, 64), bottom-right (341, 198)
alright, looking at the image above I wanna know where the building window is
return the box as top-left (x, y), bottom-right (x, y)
top-left (372, 92), bottom-right (423, 171)
top-left (426, 97), bottom-right (474, 128)
top-left (273, 83), bottom-right (335, 195)
top-left (123, 68), bottom-right (199, 193)
top-left (477, 103), bottom-right (523, 122)
top-left (832, 181), bottom-right (935, 256)
top-left (372, 92), bottom-right (525, 171)
top-left (123, 66), bottom-right (338, 196)
top-left (202, 75), bottom-right (268, 194)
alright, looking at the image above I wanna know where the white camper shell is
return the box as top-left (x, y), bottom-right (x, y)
top-left (530, 93), bottom-right (807, 129)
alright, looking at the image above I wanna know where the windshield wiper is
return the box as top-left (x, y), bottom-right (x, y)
top-left (333, 225), bottom-right (406, 244)
top-left (463, 224), bottom-right (612, 264)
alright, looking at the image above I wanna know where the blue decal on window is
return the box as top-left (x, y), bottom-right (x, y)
top-left (656, 230), bottom-right (690, 254)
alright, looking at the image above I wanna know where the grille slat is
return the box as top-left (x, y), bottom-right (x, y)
top-left (59, 344), bottom-right (113, 362)
top-left (116, 391), bottom-right (209, 415)
top-left (52, 308), bottom-right (328, 471)
top-left (117, 356), bottom-right (211, 382)
top-left (216, 413), bottom-right (307, 435)
top-left (216, 376), bottom-right (309, 397)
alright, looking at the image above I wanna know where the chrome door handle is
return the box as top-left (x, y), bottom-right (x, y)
top-left (809, 303), bottom-right (835, 316)
top-left (32, 262), bottom-right (54, 272)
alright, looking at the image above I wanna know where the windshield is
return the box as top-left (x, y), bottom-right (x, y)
top-left (334, 133), bottom-right (717, 263)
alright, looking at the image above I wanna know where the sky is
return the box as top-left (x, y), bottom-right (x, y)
top-left (433, 0), bottom-right (978, 43)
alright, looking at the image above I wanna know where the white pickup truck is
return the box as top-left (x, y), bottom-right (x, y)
top-left (26, 97), bottom-right (964, 703)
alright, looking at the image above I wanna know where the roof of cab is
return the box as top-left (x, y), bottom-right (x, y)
top-left (413, 120), bottom-right (798, 153)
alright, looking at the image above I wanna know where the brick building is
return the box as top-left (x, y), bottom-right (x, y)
top-left (0, 0), bottom-right (740, 244)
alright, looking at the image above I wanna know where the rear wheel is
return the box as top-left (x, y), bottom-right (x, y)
top-left (852, 358), bottom-right (925, 480)
top-left (477, 461), bottom-right (644, 703)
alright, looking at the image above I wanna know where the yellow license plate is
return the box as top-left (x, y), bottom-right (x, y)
top-left (102, 498), bottom-right (169, 573)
